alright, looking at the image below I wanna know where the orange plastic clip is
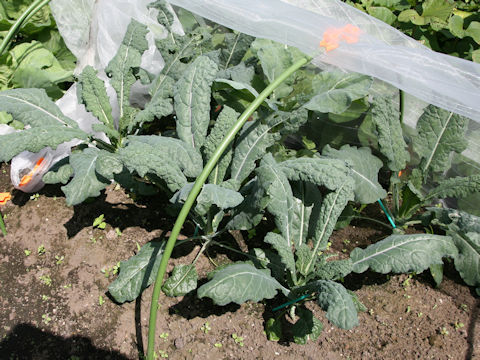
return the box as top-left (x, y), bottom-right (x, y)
top-left (19, 157), bottom-right (45, 187)
top-left (0, 192), bottom-right (11, 205)
top-left (319, 24), bottom-right (361, 52)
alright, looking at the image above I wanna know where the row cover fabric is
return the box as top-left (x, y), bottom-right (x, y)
top-left (167, 0), bottom-right (480, 123)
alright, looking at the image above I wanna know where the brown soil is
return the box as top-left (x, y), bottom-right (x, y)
top-left (0, 162), bottom-right (478, 360)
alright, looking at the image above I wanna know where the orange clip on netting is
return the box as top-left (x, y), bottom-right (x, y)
top-left (19, 157), bottom-right (45, 187)
top-left (319, 24), bottom-right (361, 52)
top-left (0, 192), bottom-right (11, 205)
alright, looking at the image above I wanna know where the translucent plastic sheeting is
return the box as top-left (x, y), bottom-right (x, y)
top-left (166, 0), bottom-right (480, 123)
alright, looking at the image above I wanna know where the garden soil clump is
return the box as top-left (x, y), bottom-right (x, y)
top-left (0, 163), bottom-right (478, 360)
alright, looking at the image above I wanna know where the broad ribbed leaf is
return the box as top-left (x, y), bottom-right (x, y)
top-left (108, 241), bottom-right (166, 303)
top-left (292, 181), bottom-right (322, 247)
top-left (251, 39), bottom-right (304, 98)
top-left (0, 126), bottom-right (87, 162)
top-left (226, 178), bottom-right (268, 230)
top-left (162, 264), bottom-right (198, 297)
top-left (292, 307), bottom-right (323, 344)
top-left (157, 33), bottom-right (199, 82)
top-left (77, 66), bottom-right (114, 128)
top-left (118, 140), bottom-right (189, 192)
top-left (219, 32), bottom-right (254, 68)
top-left (414, 105), bottom-right (469, 176)
top-left (127, 135), bottom-right (203, 177)
top-left (230, 114), bottom-right (285, 185)
top-left (451, 231), bottom-right (480, 288)
top-left (197, 262), bottom-right (288, 305)
top-left (426, 207), bottom-right (480, 233)
top-left (304, 71), bottom-right (372, 114)
top-left (61, 148), bottom-right (110, 206)
top-left (303, 178), bottom-right (355, 275)
top-left (203, 106), bottom-right (239, 184)
top-left (370, 96), bottom-right (409, 172)
top-left (129, 75), bottom-right (174, 131)
top-left (295, 244), bottom-right (313, 277)
top-left (277, 157), bottom-right (350, 191)
top-left (95, 151), bottom-right (123, 179)
top-left (149, 0), bottom-right (175, 30)
top-left (195, 184), bottom-right (244, 216)
top-left (174, 55), bottom-right (218, 148)
top-left (323, 145), bottom-right (386, 204)
top-left (426, 175), bottom-right (480, 201)
top-left (316, 280), bottom-right (358, 329)
top-left (315, 258), bottom-right (353, 281)
top-left (105, 19), bottom-right (148, 131)
top-left (43, 161), bottom-right (73, 185)
top-left (0, 88), bottom-right (77, 127)
top-left (351, 234), bottom-right (457, 274)
top-left (264, 232), bottom-right (296, 282)
top-left (256, 154), bottom-right (296, 246)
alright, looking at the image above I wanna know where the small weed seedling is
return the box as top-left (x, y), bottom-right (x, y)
top-left (37, 245), bottom-right (45, 256)
top-left (29, 193), bottom-right (39, 201)
top-left (159, 332), bottom-right (169, 341)
top-left (454, 322), bottom-right (465, 331)
top-left (232, 333), bottom-right (244, 347)
top-left (55, 255), bottom-right (64, 265)
top-left (24, 249), bottom-right (31, 256)
top-left (41, 314), bottom-right (51, 324)
top-left (214, 343), bottom-right (222, 348)
top-left (41, 295), bottom-right (49, 302)
top-left (201, 322), bottom-right (211, 334)
top-left (93, 214), bottom-right (106, 230)
top-left (98, 295), bottom-right (105, 306)
top-left (39, 275), bottom-right (52, 286)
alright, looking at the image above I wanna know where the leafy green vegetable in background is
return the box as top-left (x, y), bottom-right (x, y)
top-left (344, 0), bottom-right (480, 62)
top-left (0, 0), bottom-right (75, 126)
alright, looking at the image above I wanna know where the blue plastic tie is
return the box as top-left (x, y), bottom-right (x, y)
top-left (272, 293), bottom-right (311, 312)
top-left (377, 199), bottom-right (396, 229)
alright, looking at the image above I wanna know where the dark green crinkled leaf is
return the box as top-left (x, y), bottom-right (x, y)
top-left (92, 124), bottom-right (120, 141)
top-left (315, 258), bottom-right (353, 281)
top-left (174, 55), bottom-right (218, 148)
top-left (277, 157), bottom-right (350, 191)
top-left (95, 151), bottom-right (124, 179)
top-left (77, 66), bottom-right (114, 128)
top-left (203, 106), bottom-right (239, 184)
top-left (0, 88), bottom-right (78, 128)
top-left (226, 178), bottom-right (268, 230)
top-left (148, 0), bottom-right (176, 30)
top-left (256, 154), bottom-right (297, 247)
top-left (108, 241), bottom-right (166, 303)
top-left (219, 32), bottom-right (254, 69)
top-left (105, 19), bottom-right (149, 131)
top-left (295, 244), bottom-right (313, 277)
top-left (162, 264), bottom-right (198, 297)
top-left (197, 262), bottom-right (288, 306)
top-left (322, 144), bottom-right (386, 204)
top-left (316, 280), bottom-right (358, 329)
top-left (292, 181), bottom-right (322, 247)
top-left (195, 184), bottom-right (244, 216)
top-left (292, 307), bottom-right (323, 344)
top-left (127, 135), bottom-right (203, 178)
top-left (351, 234), bottom-right (457, 274)
top-left (303, 178), bottom-right (355, 275)
top-left (451, 231), bottom-right (480, 288)
top-left (304, 71), bottom-right (372, 114)
top-left (425, 207), bottom-right (480, 233)
top-left (129, 75), bottom-right (174, 131)
top-left (0, 126), bottom-right (87, 162)
top-left (230, 114), bottom-right (285, 185)
top-left (426, 175), bottom-right (480, 201)
top-left (118, 140), bottom-right (188, 192)
top-left (414, 105), bottom-right (469, 176)
top-left (264, 232), bottom-right (296, 282)
top-left (370, 96), bottom-right (409, 172)
top-left (61, 148), bottom-right (111, 206)
top-left (43, 161), bottom-right (73, 185)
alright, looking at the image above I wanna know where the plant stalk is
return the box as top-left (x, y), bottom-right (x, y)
top-left (0, 0), bottom-right (51, 56)
top-left (0, 212), bottom-right (6, 236)
top-left (146, 55), bottom-right (311, 360)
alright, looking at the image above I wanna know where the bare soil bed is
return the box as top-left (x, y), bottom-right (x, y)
top-left (0, 163), bottom-right (478, 360)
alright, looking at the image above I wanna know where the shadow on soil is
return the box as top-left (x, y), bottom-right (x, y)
top-left (0, 323), bottom-right (129, 360)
